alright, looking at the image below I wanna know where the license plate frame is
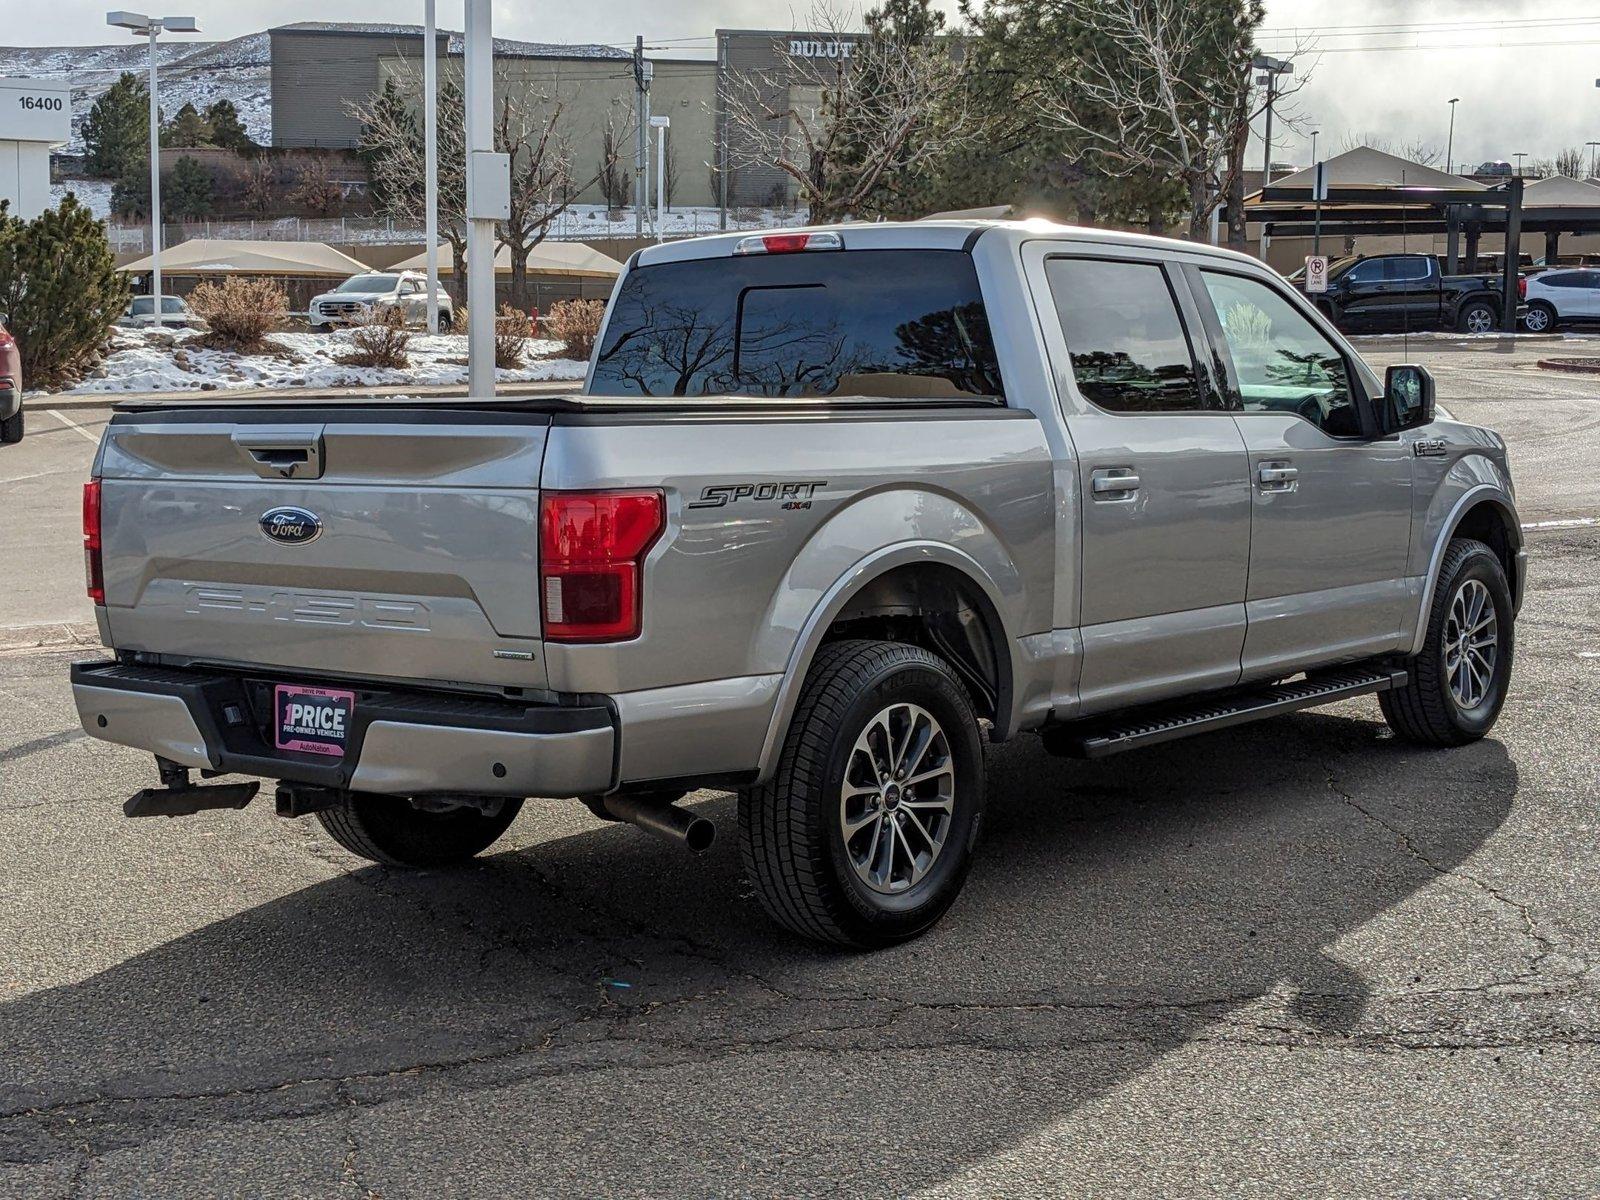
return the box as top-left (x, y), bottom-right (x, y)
top-left (273, 684), bottom-right (356, 758)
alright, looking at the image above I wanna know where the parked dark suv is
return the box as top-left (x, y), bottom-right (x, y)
top-left (0, 319), bottom-right (20, 445)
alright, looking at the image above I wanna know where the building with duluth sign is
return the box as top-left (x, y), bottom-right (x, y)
top-left (267, 24), bottom-right (865, 212)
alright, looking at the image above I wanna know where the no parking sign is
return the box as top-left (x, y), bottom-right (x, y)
top-left (1304, 255), bottom-right (1329, 293)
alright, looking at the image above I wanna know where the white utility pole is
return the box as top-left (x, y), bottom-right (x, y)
top-left (650, 115), bottom-right (670, 242)
top-left (106, 11), bottom-right (199, 328)
top-left (462, 0), bottom-right (508, 395)
top-left (423, 0), bottom-right (439, 334)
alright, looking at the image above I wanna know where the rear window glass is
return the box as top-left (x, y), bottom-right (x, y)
top-left (588, 249), bottom-right (1004, 400)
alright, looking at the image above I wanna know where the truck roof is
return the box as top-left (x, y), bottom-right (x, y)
top-left (632, 218), bottom-right (1268, 269)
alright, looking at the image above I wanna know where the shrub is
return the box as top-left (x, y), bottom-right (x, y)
top-left (494, 304), bottom-right (529, 368)
top-left (187, 277), bottom-right (288, 352)
top-left (339, 306), bottom-right (410, 369)
top-left (0, 195), bottom-right (131, 389)
top-left (546, 299), bottom-right (604, 361)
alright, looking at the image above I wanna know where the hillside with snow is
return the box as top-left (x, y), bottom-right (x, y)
top-left (0, 33), bottom-right (270, 153)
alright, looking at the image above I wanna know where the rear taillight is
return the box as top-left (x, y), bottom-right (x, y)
top-left (83, 479), bottom-right (104, 605)
top-left (540, 491), bottom-right (665, 642)
top-left (1518, 276), bottom-right (1528, 300)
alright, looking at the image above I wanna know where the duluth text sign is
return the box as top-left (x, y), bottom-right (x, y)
top-left (787, 39), bottom-right (857, 59)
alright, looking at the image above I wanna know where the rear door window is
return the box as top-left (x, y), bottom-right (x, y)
top-left (589, 249), bottom-right (1003, 400)
top-left (1045, 257), bottom-right (1207, 413)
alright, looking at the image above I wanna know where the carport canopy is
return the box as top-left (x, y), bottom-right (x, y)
top-left (118, 239), bottom-right (372, 277)
top-left (389, 241), bottom-right (625, 279)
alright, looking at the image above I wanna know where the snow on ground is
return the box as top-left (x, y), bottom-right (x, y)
top-left (54, 327), bottom-right (588, 396)
top-left (49, 179), bottom-right (114, 220)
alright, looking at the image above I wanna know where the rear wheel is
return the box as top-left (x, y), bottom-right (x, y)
top-left (1521, 302), bottom-right (1556, 333)
top-left (0, 409), bottom-right (21, 445)
top-left (1381, 538), bottom-right (1514, 746)
top-left (739, 639), bottom-right (985, 948)
top-left (1457, 299), bottom-right (1498, 334)
top-left (317, 794), bottom-right (522, 867)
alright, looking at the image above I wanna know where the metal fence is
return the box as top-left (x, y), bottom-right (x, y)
top-left (106, 207), bottom-right (800, 254)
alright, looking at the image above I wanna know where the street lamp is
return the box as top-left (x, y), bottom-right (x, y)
top-left (1309, 129), bottom-right (1318, 168)
top-left (1446, 98), bottom-right (1459, 177)
top-left (649, 115), bottom-right (670, 242)
top-left (1588, 141), bottom-right (1600, 180)
top-left (1252, 53), bottom-right (1293, 261)
top-left (1514, 151), bottom-right (1527, 177)
top-left (106, 12), bottom-right (199, 329)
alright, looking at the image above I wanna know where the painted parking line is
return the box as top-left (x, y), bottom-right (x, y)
top-left (1521, 517), bottom-right (1599, 531)
top-left (46, 409), bottom-right (103, 446)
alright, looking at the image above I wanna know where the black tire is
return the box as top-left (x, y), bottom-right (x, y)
top-left (1457, 299), bottom-right (1499, 334)
top-left (316, 793), bottom-right (522, 867)
top-left (739, 639), bottom-right (985, 948)
top-left (1521, 302), bottom-right (1557, 333)
top-left (1380, 538), bottom-right (1514, 747)
top-left (438, 312), bottom-right (454, 332)
top-left (0, 408), bottom-right (22, 445)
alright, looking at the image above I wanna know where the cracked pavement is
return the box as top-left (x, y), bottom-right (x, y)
top-left (2, 348), bottom-right (1598, 1197)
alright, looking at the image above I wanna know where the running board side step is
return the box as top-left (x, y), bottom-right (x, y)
top-left (1045, 666), bottom-right (1409, 759)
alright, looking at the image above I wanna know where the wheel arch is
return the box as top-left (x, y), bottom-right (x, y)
top-left (1410, 481), bottom-right (1523, 656)
top-left (753, 542), bottom-right (1022, 785)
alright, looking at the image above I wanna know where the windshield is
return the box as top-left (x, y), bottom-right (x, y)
top-left (589, 249), bottom-right (1004, 400)
top-left (336, 274), bottom-right (399, 293)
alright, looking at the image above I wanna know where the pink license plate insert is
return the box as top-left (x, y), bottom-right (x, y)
top-left (274, 685), bottom-right (355, 757)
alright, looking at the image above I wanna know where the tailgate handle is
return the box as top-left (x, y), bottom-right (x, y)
top-left (231, 428), bottom-right (324, 480)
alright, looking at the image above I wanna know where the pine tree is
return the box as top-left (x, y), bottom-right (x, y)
top-left (82, 72), bottom-right (151, 180)
top-left (165, 156), bottom-right (214, 218)
top-left (163, 102), bottom-right (212, 148)
top-left (204, 99), bottom-right (254, 153)
top-left (0, 196), bottom-right (131, 389)
top-left (111, 164), bottom-right (150, 218)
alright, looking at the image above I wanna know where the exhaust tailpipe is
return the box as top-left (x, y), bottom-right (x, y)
top-left (602, 793), bottom-right (715, 853)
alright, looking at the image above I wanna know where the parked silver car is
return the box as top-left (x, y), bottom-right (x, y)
top-left (116, 295), bottom-right (202, 329)
top-left (71, 220), bottom-right (1523, 947)
top-left (308, 271), bottom-right (454, 330)
top-left (1520, 268), bottom-right (1600, 332)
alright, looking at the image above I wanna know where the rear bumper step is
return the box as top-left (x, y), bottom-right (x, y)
top-left (1047, 666), bottom-right (1409, 759)
top-left (71, 659), bottom-right (616, 798)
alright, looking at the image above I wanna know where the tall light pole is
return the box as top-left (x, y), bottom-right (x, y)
top-left (423, 0), bottom-right (440, 334)
top-left (1309, 129), bottom-right (1319, 169)
top-left (650, 115), bottom-right (670, 242)
top-left (1446, 98), bottom-right (1459, 177)
top-left (1252, 53), bottom-right (1293, 261)
top-left (1588, 141), bottom-right (1600, 179)
top-left (106, 11), bottom-right (199, 329)
top-left (1514, 151), bottom-right (1528, 177)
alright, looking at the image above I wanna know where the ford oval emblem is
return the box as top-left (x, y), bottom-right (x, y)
top-left (260, 506), bottom-right (323, 546)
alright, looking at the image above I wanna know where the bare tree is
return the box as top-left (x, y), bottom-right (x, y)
top-left (350, 66), bottom-right (616, 310)
top-left (721, 4), bottom-right (974, 222)
top-left (598, 117), bottom-right (632, 211)
top-left (1340, 132), bottom-right (1442, 168)
top-left (1554, 146), bottom-right (1586, 179)
top-left (1036, 0), bottom-right (1294, 241)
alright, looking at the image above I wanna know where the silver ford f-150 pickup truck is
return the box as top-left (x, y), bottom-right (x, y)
top-left (71, 221), bottom-right (1524, 947)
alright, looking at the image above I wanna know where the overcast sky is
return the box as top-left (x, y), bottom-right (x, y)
top-left (16, 0), bottom-right (1600, 174)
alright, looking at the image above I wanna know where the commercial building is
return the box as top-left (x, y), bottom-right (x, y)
top-left (267, 23), bottom-right (879, 213)
top-left (0, 77), bottom-right (70, 219)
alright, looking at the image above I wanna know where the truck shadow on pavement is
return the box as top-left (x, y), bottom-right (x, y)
top-left (0, 708), bottom-right (1519, 1193)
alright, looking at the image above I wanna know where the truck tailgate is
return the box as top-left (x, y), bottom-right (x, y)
top-left (95, 408), bottom-right (550, 691)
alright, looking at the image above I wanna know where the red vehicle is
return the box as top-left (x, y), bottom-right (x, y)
top-left (0, 319), bottom-right (20, 445)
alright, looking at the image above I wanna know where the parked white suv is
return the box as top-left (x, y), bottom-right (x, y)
top-left (308, 272), bottom-right (454, 331)
top-left (1520, 268), bottom-right (1600, 332)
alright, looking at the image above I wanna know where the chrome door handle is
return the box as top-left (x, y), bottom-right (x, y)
top-left (1091, 469), bottom-right (1141, 499)
top-left (1258, 463), bottom-right (1299, 491)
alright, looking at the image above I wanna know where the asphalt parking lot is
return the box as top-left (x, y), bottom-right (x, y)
top-left (1, 340), bottom-right (1597, 1197)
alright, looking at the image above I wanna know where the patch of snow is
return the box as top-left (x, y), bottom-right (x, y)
top-left (52, 327), bottom-right (587, 396)
top-left (49, 178), bottom-right (114, 220)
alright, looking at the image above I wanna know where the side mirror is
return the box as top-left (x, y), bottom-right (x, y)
top-left (1382, 364), bottom-right (1435, 433)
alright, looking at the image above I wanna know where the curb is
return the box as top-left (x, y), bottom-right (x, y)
top-left (1535, 357), bottom-right (1600, 374)
top-left (0, 622), bottom-right (101, 655)
top-left (30, 378), bottom-right (580, 411)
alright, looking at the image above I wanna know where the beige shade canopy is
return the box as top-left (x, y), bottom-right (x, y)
top-left (1254, 147), bottom-right (1486, 197)
top-left (389, 241), bottom-right (625, 278)
top-left (119, 239), bottom-right (373, 277)
top-left (1519, 176), bottom-right (1600, 208)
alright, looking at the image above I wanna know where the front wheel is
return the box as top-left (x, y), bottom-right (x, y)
top-left (1521, 302), bottom-right (1556, 333)
top-left (0, 409), bottom-right (21, 445)
top-left (1457, 300), bottom-right (1499, 334)
top-left (739, 639), bottom-right (986, 948)
top-left (438, 311), bottom-right (454, 332)
top-left (1381, 538), bottom-right (1514, 746)
top-left (316, 794), bottom-right (522, 867)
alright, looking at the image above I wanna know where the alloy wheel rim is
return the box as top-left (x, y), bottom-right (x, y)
top-left (1466, 309), bottom-right (1494, 333)
top-left (1444, 578), bottom-right (1498, 710)
top-left (839, 703), bottom-right (955, 895)
top-left (1525, 308), bottom-right (1549, 331)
